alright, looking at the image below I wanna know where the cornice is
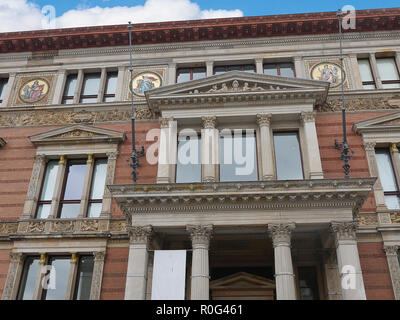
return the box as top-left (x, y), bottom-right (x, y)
top-left (0, 8), bottom-right (399, 54)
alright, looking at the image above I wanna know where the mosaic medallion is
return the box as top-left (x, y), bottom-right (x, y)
top-left (310, 62), bottom-right (345, 88)
top-left (130, 72), bottom-right (162, 96)
top-left (19, 78), bottom-right (50, 103)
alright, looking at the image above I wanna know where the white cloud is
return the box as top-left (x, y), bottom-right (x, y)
top-left (0, 0), bottom-right (243, 32)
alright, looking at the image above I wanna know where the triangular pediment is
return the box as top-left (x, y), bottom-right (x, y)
top-left (210, 272), bottom-right (275, 290)
top-left (29, 124), bottom-right (126, 146)
top-left (353, 111), bottom-right (400, 133)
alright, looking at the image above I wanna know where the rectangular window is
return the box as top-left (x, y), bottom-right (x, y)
top-left (62, 74), bottom-right (77, 104)
top-left (103, 72), bottom-right (118, 102)
top-left (177, 67), bottom-right (206, 83)
top-left (42, 256), bottom-right (71, 300)
top-left (375, 148), bottom-right (400, 209)
top-left (74, 255), bottom-right (94, 300)
top-left (264, 63), bottom-right (295, 77)
top-left (219, 129), bottom-right (258, 182)
top-left (17, 256), bottom-right (40, 300)
top-left (36, 160), bottom-right (59, 219)
top-left (176, 134), bottom-right (201, 183)
top-left (376, 57), bottom-right (400, 89)
top-left (0, 77), bottom-right (9, 105)
top-left (87, 159), bottom-right (107, 217)
top-left (358, 59), bottom-right (376, 89)
top-left (298, 266), bottom-right (319, 300)
top-left (273, 132), bottom-right (303, 180)
top-left (80, 72), bottom-right (101, 103)
top-left (213, 64), bottom-right (256, 75)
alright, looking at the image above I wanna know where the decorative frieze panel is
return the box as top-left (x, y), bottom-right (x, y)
top-left (391, 212), bottom-right (400, 224)
top-left (0, 222), bottom-right (18, 235)
top-left (317, 97), bottom-right (400, 112)
top-left (356, 213), bottom-right (379, 226)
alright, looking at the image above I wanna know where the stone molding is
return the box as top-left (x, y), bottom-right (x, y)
top-left (330, 221), bottom-right (359, 242)
top-left (186, 224), bottom-right (213, 248)
top-left (127, 225), bottom-right (153, 245)
top-left (267, 223), bottom-right (295, 247)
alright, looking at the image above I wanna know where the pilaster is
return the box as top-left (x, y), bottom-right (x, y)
top-left (52, 69), bottom-right (67, 105)
top-left (100, 151), bottom-right (119, 218)
top-left (90, 251), bottom-right (106, 300)
top-left (201, 116), bottom-right (218, 182)
top-left (157, 117), bottom-right (177, 183)
top-left (256, 114), bottom-right (274, 180)
top-left (1, 252), bottom-right (24, 300)
top-left (383, 245), bottom-right (400, 300)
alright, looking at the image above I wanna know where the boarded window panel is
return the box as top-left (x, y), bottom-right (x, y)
top-left (274, 132), bottom-right (303, 180)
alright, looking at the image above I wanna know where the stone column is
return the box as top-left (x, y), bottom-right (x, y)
top-left (52, 69), bottom-right (67, 105)
top-left (78, 154), bottom-right (94, 218)
top-left (330, 221), bottom-right (366, 300)
top-left (21, 154), bottom-right (47, 219)
top-left (90, 251), bottom-right (106, 300)
top-left (300, 111), bottom-right (324, 179)
top-left (294, 57), bottom-right (304, 78)
top-left (100, 151), bottom-right (119, 218)
top-left (65, 253), bottom-right (79, 300)
top-left (255, 58), bottom-right (264, 74)
top-left (383, 245), bottom-right (400, 300)
top-left (168, 63), bottom-right (177, 84)
top-left (157, 117), bottom-right (177, 183)
top-left (115, 66), bottom-right (125, 101)
top-left (256, 114), bottom-right (274, 180)
top-left (1, 72), bottom-right (16, 107)
top-left (187, 225), bottom-right (213, 300)
top-left (349, 53), bottom-right (363, 90)
top-left (125, 225), bottom-right (152, 300)
top-left (201, 116), bottom-right (218, 182)
top-left (206, 61), bottom-right (214, 77)
top-left (369, 53), bottom-right (383, 89)
top-left (268, 223), bottom-right (297, 300)
top-left (49, 155), bottom-right (67, 218)
top-left (1, 252), bottom-right (24, 300)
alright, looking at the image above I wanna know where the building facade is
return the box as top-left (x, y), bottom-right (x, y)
top-left (0, 8), bottom-right (400, 300)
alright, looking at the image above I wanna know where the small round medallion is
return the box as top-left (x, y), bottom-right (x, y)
top-left (310, 62), bottom-right (345, 87)
top-left (130, 72), bottom-right (162, 96)
top-left (19, 78), bottom-right (50, 103)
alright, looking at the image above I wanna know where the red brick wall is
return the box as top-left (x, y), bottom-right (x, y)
top-left (0, 248), bottom-right (11, 299)
top-left (358, 242), bottom-right (395, 300)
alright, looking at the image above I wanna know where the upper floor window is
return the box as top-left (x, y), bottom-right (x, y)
top-left (177, 67), bottom-right (206, 83)
top-left (264, 63), bottom-right (295, 78)
top-left (176, 134), bottom-right (201, 183)
top-left (0, 77), bottom-right (9, 105)
top-left (214, 64), bottom-right (256, 75)
top-left (80, 72), bottom-right (101, 103)
top-left (103, 72), bottom-right (118, 102)
top-left (376, 57), bottom-right (400, 89)
top-left (62, 74), bottom-right (77, 104)
top-left (357, 59), bottom-right (376, 89)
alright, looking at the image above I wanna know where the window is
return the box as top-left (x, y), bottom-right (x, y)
top-left (375, 148), bottom-right (400, 209)
top-left (358, 59), bottom-right (376, 89)
top-left (80, 72), bottom-right (101, 103)
top-left (176, 134), bottom-right (201, 183)
top-left (0, 77), bottom-right (8, 105)
top-left (42, 256), bottom-right (70, 300)
top-left (273, 132), bottom-right (303, 180)
top-left (87, 159), bottom-right (107, 217)
top-left (62, 74), bottom-right (77, 104)
top-left (17, 256), bottom-right (40, 300)
top-left (36, 160), bottom-right (59, 219)
top-left (298, 266), bottom-right (319, 300)
top-left (376, 57), bottom-right (400, 89)
top-left (214, 64), bottom-right (255, 75)
top-left (219, 129), bottom-right (258, 182)
top-left (103, 72), bottom-right (118, 102)
top-left (264, 63), bottom-right (295, 77)
top-left (74, 255), bottom-right (95, 300)
top-left (177, 67), bottom-right (206, 83)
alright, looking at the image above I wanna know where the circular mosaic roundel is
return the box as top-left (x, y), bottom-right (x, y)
top-left (130, 72), bottom-right (162, 96)
top-left (310, 62), bottom-right (346, 88)
top-left (19, 78), bottom-right (50, 103)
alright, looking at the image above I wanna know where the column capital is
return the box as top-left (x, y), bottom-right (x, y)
top-left (201, 116), bottom-right (217, 129)
top-left (256, 113), bottom-right (272, 127)
top-left (127, 225), bottom-right (153, 245)
top-left (267, 223), bottom-right (296, 247)
top-left (363, 141), bottom-right (376, 152)
top-left (300, 111), bottom-right (316, 124)
top-left (383, 245), bottom-right (399, 256)
top-left (9, 252), bottom-right (23, 263)
top-left (330, 220), bottom-right (359, 241)
top-left (187, 224), bottom-right (213, 247)
top-left (33, 154), bottom-right (46, 164)
top-left (106, 151), bottom-right (119, 160)
top-left (94, 250), bottom-right (106, 261)
top-left (160, 117), bottom-right (174, 128)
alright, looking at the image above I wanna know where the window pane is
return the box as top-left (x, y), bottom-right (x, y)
top-left (0, 78), bottom-right (8, 102)
top-left (220, 130), bottom-right (258, 182)
top-left (280, 63), bottom-right (295, 77)
top-left (363, 84), bottom-right (376, 90)
top-left (377, 58), bottom-right (400, 81)
top-left (43, 257), bottom-right (70, 300)
top-left (177, 69), bottom-right (191, 83)
top-left (263, 64), bottom-right (278, 76)
top-left (60, 203), bottom-right (80, 219)
top-left (375, 149), bottom-right (398, 192)
top-left (274, 132), bottom-right (303, 180)
top-left (214, 67), bottom-right (226, 75)
top-left (90, 159), bottom-right (107, 200)
top-left (358, 59), bottom-right (374, 82)
top-left (382, 83), bottom-right (400, 89)
top-left (87, 203), bottom-right (102, 218)
top-left (176, 135), bottom-right (201, 183)
top-left (81, 73), bottom-right (101, 96)
top-left (40, 160), bottom-right (59, 201)
top-left (192, 67), bottom-right (206, 80)
top-left (18, 257), bottom-right (39, 300)
top-left (37, 204), bottom-right (51, 219)
top-left (105, 72), bottom-right (118, 95)
top-left (384, 195), bottom-right (400, 210)
top-left (74, 256), bottom-right (94, 300)
top-left (63, 161), bottom-right (86, 200)
top-left (227, 65), bottom-right (242, 72)
top-left (243, 65), bottom-right (256, 73)
top-left (298, 267), bottom-right (319, 300)
top-left (63, 74), bottom-right (77, 97)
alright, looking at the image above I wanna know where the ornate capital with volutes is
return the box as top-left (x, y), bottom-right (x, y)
top-left (9, 252), bottom-right (23, 264)
top-left (383, 245), bottom-right (399, 256)
top-left (300, 111), bottom-right (316, 124)
top-left (33, 154), bottom-right (46, 164)
top-left (256, 113), bottom-right (272, 127)
top-left (330, 221), bottom-right (359, 242)
top-left (127, 225), bottom-right (153, 245)
top-left (267, 223), bottom-right (296, 247)
top-left (187, 224), bottom-right (213, 248)
top-left (106, 151), bottom-right (119, 160)
top-left (202, 116), bottom-right (217, 129)
top-left (363, 141), bottom-right (376, 152)
top-left (160, 117), bottom-right (173, 128)
top-left (94, 250), bottom-right (106, 261)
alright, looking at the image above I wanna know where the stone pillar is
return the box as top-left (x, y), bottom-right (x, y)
top-left (65, 253), bottom-right (79, 300)
top-left (206, 61), bottom-right (214, 77)
top-left (369, 53), bottom-right (383, 89)
top-left (97, 68), bottom-right (107, 103)
top-left (73, 69), bottom-right (84, 104)
top-left (78, 155), bottom-right (94, 218)
top-left (187, 224), bottom-right (213, 300)
top-left (22, 154), bottom-right (47, 219)
top-left (201, 116), bottom-right (218, 182)
top-left (52, 69), bottom-right (67, 105)
top-left (90, 251), bottom-right (106, 300)
top-left (1, 72), bottom-right (16, 107)
top-left (300, 111), bottom-right (324, 179)
top-left (49, 155), bottom-right (67, 218)
top-left (256, 114), bottom-right (274, 180)
top-left (100, 151), bottom-right (119, 218)
top-left (157, 117), bottom-right (177, 183)
top-left (349, 54), bottom-right (363, 90)
top-left (383, 245), bottom-right (400, 300)
top-left (321, 249), bottom-right (342, 300)
top-left (168, 63), bottom-right (177, 84)
top-left (1, 252), bottom-right (24, 300)
top-left (294, 57), bottom-right (304, 78)
top-left (255, 58), bottom-right (264, 74)
top-left (330, 221), bottom-right (366, 300)
top-left (268, 223), bottom-right (297, 300)
top-left (115, 66), bottom-right (125, 101)
top-left (125, 225), bottom-right (152, 300)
